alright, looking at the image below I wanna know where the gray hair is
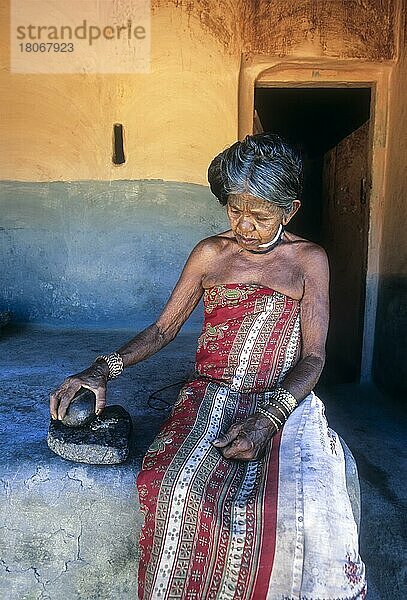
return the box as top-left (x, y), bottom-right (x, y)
top-left (207, 133), bottom-right (303, 212)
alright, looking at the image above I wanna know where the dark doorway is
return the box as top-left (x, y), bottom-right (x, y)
top-left (254, 87), bottom-right (372, 382)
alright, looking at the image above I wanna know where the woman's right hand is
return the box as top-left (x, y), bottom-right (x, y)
top-left (49, 361), bottom-right (109, 421)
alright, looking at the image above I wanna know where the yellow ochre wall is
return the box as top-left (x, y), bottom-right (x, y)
top-left (0, 0), bottom-right (398, 184)
top-left (374, 0), bottom-right (407, 394)
top-left (380, 2), bottom-right (407, 279)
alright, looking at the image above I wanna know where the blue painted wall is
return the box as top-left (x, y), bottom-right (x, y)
top-left (0, 181), bottom-right (228, 330)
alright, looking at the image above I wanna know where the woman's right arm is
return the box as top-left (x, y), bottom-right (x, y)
top-left (50, 239), bottom-right (215, 421)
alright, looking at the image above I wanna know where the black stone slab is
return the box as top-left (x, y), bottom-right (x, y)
top-left (47, 405), bottom-right (132, 465)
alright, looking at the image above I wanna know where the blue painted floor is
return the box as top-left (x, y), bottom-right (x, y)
top-left (1, 326), bottom-right (405, 599)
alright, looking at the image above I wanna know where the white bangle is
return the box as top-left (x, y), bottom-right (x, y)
top-left (258, 386), bottom-right (298, 431)
top-left (257, 407), bottom-right (282, 431)
top-left (96, 352), bottom-right (124, 380)
top-left (264, 387), bottom-right (297, 413)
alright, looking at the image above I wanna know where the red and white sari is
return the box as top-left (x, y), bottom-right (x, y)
top-left (137, 283), bottom-right (366, 599)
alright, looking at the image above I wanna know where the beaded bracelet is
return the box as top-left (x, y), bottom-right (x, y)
top-left (257, 387), bottom-right (298, 432)
top-left (95, 352), bottom-right (124, 380)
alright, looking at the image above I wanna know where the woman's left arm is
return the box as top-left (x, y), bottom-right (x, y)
top-left (213, 244), bottom-right (329, 461)
top-left (279, 244), bottom-right (330, 401)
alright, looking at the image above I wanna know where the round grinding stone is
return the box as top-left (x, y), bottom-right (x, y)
top-left (60, 388), bottom-right (96, 427)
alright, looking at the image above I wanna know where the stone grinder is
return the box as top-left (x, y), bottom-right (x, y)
top-left (47, 388), bottom-right (132, 464)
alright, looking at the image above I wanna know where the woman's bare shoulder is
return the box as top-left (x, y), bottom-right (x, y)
top-left (284, 231), bottom-right (327, 256)
top-left (185, 232), bottom-right (234, 277)
top-left (192, 230), bottom-right (234, 255)
top-left (283, 231), bottom-right (329, 280)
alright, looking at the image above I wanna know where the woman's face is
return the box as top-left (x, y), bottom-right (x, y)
top-left (227, 193), bottom-right (298, 251)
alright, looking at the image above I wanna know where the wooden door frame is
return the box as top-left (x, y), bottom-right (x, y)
top-left (238, 56), bottom-right (392, 382)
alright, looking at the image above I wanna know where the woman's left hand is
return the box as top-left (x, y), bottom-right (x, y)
top-left (212, 413), bottom-right (277, 461)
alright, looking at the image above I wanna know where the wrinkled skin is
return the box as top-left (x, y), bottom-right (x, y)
top-left (50, 362), bottom-right (108, 420)
top-left (212, 413), bottom-right (277, 461)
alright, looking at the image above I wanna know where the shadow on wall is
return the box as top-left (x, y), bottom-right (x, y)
top-left (373, 275), bottom-right (407, 396)
top-left (0, 180), bottom-right (227, 330)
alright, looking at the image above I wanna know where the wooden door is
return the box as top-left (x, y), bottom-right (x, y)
top-left (322, 121), bottom-right (370, 381)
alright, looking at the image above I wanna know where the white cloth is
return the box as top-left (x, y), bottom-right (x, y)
top-left (268, 392), bottom-right (367, 599)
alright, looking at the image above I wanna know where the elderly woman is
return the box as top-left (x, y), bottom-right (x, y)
top-left (50, 134), bottom-right (366, 599)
